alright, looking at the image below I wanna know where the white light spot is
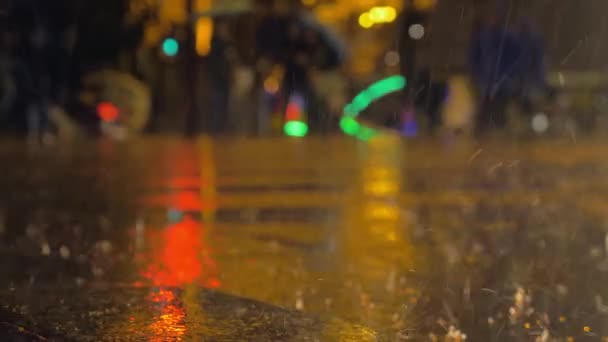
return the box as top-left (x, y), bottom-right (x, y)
top-left (95, 240), bottom-right (113, 254)
top-left (384, 51), bottom-right (400, 66)
top-left (41, 242), bottom-right (51, 256)
top-left (59, 245), bottom-right (71, 259)
top-left (532, 113), bottom-right (549, 134)
top-left (92, 266), bottom-right (105, 277)
top-left (408, 24), bottom-right (425, 40)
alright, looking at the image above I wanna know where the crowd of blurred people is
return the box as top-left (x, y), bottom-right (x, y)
top-left (411, 9), bottom-right (549, 136)
top-left (0, 0), bottom-right (554, 140)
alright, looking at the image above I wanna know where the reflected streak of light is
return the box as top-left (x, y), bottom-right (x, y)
top-left (124, 143), bottom-right (220, 340)
top-left (142, 215), bottom-right (220, 287)
top-left (199, 136), bottom-right (217, 224)
top-left (362, 166), bottom-right (397, 179)
top-left (365, 203), bottom-right (399, 221)
top-left (166, 176), bottom-right (205, 189)
top-left (147, 289), bottom-right (187, 341)
top-left (364, 180), bottom-right (399, 197)
top-left (142, 190), bottom-right (216, 212)
top-left (150, 288), bottom-right (176, 303)
top-left (371, 224), bottom-right (398, 241)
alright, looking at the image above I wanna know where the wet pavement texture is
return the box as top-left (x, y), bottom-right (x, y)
top-left (1, 136), bottom-right (608, 340)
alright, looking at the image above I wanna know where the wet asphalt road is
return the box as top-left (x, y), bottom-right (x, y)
top-left (1, 135), bottom-right (608, 341)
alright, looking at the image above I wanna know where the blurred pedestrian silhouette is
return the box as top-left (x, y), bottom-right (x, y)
top-left (208, 19), bottom-right (236, 134)
top-left (512, 17), bottom-right (547, 118)
top-left (470, 13), bottom-right (519, 133)
top-left (470, 9), bottom-right (547, 135)
top-left (414, 68), bottom-right (447, 135)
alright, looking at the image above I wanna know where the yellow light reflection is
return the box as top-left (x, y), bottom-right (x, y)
top-left (364, 180), bottom-right (399, 197)
top-left (363, 166), bottom-right (394, 179)
top-left (147, 289), bottom-right (187, 341)
top-left (365, 202), bottom-right (400, 221)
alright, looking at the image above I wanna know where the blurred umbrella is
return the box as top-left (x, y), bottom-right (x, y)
top-left (296, 12), bottom-right (347, 70)
top-left (82, 69), bottom-right (151, 132)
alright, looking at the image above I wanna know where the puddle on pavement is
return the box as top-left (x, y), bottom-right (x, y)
top-left (1, 137), bottom-right (608, 340)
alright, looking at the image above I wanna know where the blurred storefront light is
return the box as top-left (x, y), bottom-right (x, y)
top-left (194, 0), bottom-right (213, 56)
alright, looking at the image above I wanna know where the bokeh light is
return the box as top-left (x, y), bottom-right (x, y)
top-left (263, 77), bottom-right (280, 94)
top-left (346, 75), bottom-right (406, 116)
top-left (97, 102), bottom-right (120, 122)
top-left (340, 117), bottom-right (361, 136)
top-left (532, 112), bottom-right (549, 134)
top-left (358, 12), bottom-right (373, 29)
top-left (408, 24), bottom-right (425, 40)
top-left (369, 6), bottom-right (397, 23)
top-left (284, 121), bottom-right (309, 137)
top-left (341, 75), bottom-right (406, 139)
top-left (384, 51), bottom-right (400, 67)
top-left (162, 38), bottom-right (179, 57)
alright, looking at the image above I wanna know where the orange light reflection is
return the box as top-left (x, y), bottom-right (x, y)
top-left (142, 215), bottom-right (220, 288)
top-left (141, 190), bottom-right (216, 212)
top-left (147, 289), bottom-right (187, 341)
